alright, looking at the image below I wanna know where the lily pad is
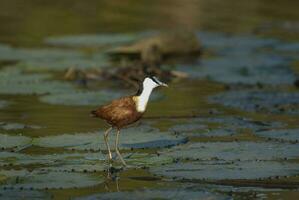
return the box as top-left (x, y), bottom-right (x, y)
top-left (202, 116), bottom-right (284, 131)
top-left (0, 134), bottom-right (31, 149)
top-left (198, 31), bottom-right (280, 51)
top-left (159, 142), bottom-right (299, 161)
top-left (0, 43), bottom-right (108, 71)
top-left (209, 90), bottom-right (299, 115)
top-left (45, 33), bottom-right (152, 48)
top-left (0, 101), bottom-right (8, 109)
top-left (0, 151), bottom-right (171, 170)
top-left (0, 45), bottom-right (81, 62)
top-left (169, 116), bottom-right (283, 137)
top-left (0, 152), bottom-right (104, 169)
top-left (75, 188), bottom-right (228, 200)
top-left (0, 170), bottom-right (103, 189)
top-left (33, 125), bottom-right (187, 150)
top-left (169, 124), bottom-right (206, 133)
top-left (0, 122), bottom-right (41, 130)
top-left (151, 160), bottom-right (299, 180)
top-left (39, 90), bottom-right (163, 106)
top-left (18, 53), bottom-right (109, 71)
top-left (0, 67), bottom-right (76, 95)
top-left (176, 54), bottom-right (294, 85)
top-left (255, 129), bottom-right (299, 143)
top-left (39, 90), bottom-right (126, 106)
top-left (0, 189), bottom-right (51, 200)
top-left (176, 31), bottom-right (296, 85)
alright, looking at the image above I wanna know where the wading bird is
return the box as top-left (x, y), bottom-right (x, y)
top-left (91, 76), bottom-right (168, 166)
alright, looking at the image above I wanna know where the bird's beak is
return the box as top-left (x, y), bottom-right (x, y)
top-left (160, 82), bottom-right (168, 87)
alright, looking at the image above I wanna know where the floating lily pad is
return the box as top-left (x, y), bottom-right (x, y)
top-left (124, 153), bottom-right (173, 167)
top-left (0, 43), bottom-right (108, 71)
top-left (160, 142), bottom-right (299, 161)
top-left (202, 116), bottom-right (284, 131)
top-left (75, 188), bottom-right (228, 200)
top-left (0, 189), bottom-right (51, 200)
top-left (0, 101), bottom-right (8, 109)
top-left (176, 31), bottom-right (296, 85)
top-left (34, 125), bottom-right (187, 150)
top-left (39, 90), bottom-right (126, 106)
top-left (169, 124), bottom-right (206, 133)
top-left (18, 53), bottom-right (109, 71)
top-left (209, 90), bottom-right (299, 115)
top-left (0, 134), bottom-right (31, 149)
top-left (39, 90), bottom-right (163, 106)
top-left (0, 122), bottom-right (41, 130)
top-left (0, 45), bottom-right (81, 62)
top-left (0, 152), bottom-right (104, 169)
top-left (198, 31), bottom-right (280, 51)
top-left (0, 67), bottom-right (76, 95)
top-left (176, 54), bottom-right (294, 85)
top-left (0, 170), bottom-right (103, 189)
top-left (45, 33), bottom-right (152, 48)
top-left (0, 80), bottom-right (75, 95)
top-left (0, 151), bottom-right (171, 170)
top-left (151, 160), bottom-right (299, 180)
top-left (169, 116), bottom-right (283, 137)
top-left (0, 67), bottom-right (51, 83)
top-left (255, 129), bottom-right (299, 143)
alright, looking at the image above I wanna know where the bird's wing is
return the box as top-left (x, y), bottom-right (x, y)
top-left (93, 96), bottom-right (135, 120)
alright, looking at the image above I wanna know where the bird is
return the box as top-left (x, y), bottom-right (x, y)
top-left (90, 76), bottom-right (168, 166)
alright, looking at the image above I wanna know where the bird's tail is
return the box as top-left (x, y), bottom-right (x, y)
top-left (90, 110), bottom-right (98, 118)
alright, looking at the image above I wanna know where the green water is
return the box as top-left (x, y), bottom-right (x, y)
top-left (0, 0), bottom-right (299, 199)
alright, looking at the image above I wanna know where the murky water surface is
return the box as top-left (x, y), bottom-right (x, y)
top-left (0, 0), bottom-right (299, 199)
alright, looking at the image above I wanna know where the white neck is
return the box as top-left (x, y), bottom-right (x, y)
top-left (136, 86), bottom-right (154, 112)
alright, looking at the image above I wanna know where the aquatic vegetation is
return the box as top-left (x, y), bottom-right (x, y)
top-left (18, 53), bottom-right (109, 71)
top-left (0, 189), bottom-right (51, 199)
top-left (0, 67), bottom-right (51, 83)
top-left (45, 32), bottom-right (153, 48)
top-left (0, 43), bottom-right (108, 71)
top-left (0, 67), bottom-right (76, 95)
top-left (151, 160), bottom-right (299, 180)
top-left (0, 122), bottom-right (41, 130)
top-left (255, 129), bottom-right (299, 143)
top-left (39, 90), bottom-right (126, 106)
top-left (169, 123), bottom-right (206, 133)
top-left (0, 44), bottom-right (80, 62)
top-left (159, 142), bottom-right (299, 161)
top-left (176, 31), bottom-right (296, 85)
top-left (202, 116), bottom-right (284, 131)
top-left (33, 125), bottom-right (187, 150)
top-left (0, 170), bottom-right (103, 189)
top-left (169, 116), bottom-right (283, 137)
top-left (176, 53), bottom-right (294, 85)
top-left (0, 80), bottom-right (75, 95)
top-left (40, 89), bottom-right (163, 106)
top-left (0, 134), bottom-right (31, 149)
top-left (0, 101), bottom-right (8, 109)
top-left (151, 141), bottom-right (299, 180)
top-left (75, 188), bottom-right (229, 200)
top-left (209, 90), bottom-right (299, 115)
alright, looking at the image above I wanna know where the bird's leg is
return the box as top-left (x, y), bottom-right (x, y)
top-left (115, 129), bottom-right (127, 167)
top-left (104, 127), bottom-right (113, 161)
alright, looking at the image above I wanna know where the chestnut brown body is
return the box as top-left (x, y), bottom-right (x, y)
top-left (91, 96), bottom-right (143, 129)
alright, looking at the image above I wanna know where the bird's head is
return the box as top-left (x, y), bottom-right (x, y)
top-left (143, 76), bottom-right (168, 89)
